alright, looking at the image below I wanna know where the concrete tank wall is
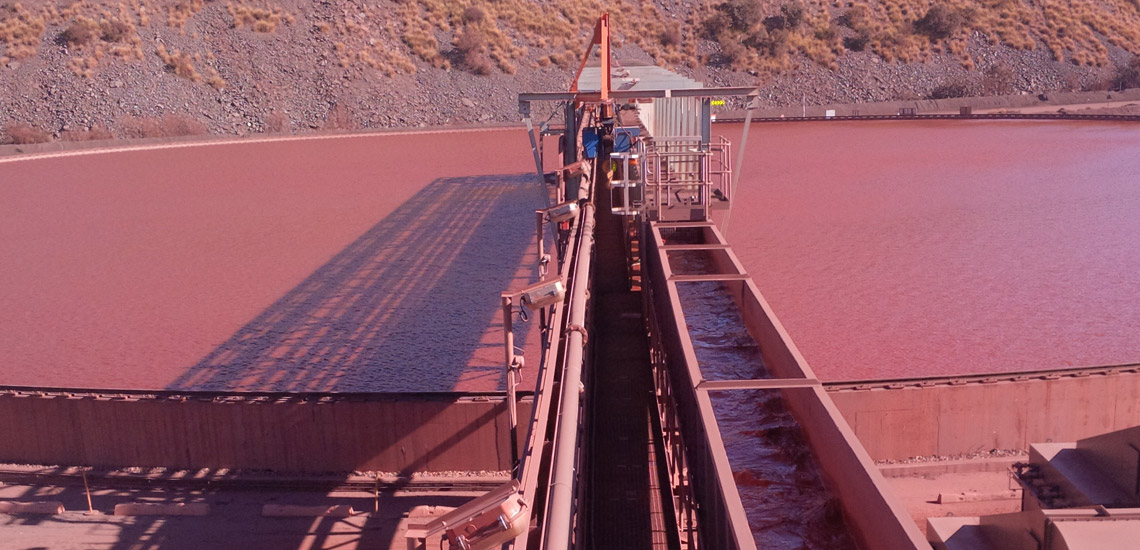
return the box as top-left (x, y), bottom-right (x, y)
top-left (828, 372), bottom-right (1140, 461)
top-left (0, 392), bottom-right (531, 473)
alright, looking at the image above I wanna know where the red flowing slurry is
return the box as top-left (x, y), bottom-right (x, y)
top-left (0, 130), bottom-right (546, 392)
top-left (723, 120), bottom-right (1140, 381)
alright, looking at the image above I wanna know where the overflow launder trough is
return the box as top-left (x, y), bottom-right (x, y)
top-left (643, 221), bottom-right (928, 549)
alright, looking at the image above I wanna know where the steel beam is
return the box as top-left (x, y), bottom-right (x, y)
top-left (697, 379), bottom-right (821, 391)
top-left (660, 244), bottom-right (731, 251)
top-left (668, 273), bottom-right (750, 282)
top-left (518, 87), bottom-right (762, 104)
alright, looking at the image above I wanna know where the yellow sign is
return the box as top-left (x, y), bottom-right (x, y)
top-left (710, 100), bottom-right (726, 106)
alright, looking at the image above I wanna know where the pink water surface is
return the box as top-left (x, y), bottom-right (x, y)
top-left (722, 120), bottom-right (1140, 381)
top-left (0, 130), bottom-right (546, 392)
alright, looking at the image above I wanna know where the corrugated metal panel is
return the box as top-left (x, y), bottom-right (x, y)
top-left (577, 64), bottom-right (704, 94)
top-left (0, 395), bottom-right (531, 473)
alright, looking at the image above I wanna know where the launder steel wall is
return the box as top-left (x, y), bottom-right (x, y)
top-left (0, 390), bottom-right (530, 473)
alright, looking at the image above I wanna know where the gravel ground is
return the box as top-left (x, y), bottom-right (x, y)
top-left (876, 449), bottom-right (1028, 466)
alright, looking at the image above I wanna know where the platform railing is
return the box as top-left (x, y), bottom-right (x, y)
top-left (641, 137), bottom-right (732, 218)
top-left (644, 241), bottom-right (701, 550)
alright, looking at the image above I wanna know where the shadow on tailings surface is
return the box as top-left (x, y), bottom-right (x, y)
top-left (0, 174), bottom-right (543, 550)
top-left (166, 173), bottom-right (543, 394)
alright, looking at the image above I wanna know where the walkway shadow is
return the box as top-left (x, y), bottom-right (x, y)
top-left (167, 174), bottom-right (542, 393)
top-left (51, 173), bottom-right (548, 550)
top-left (0, 479), bottom-right (480, 550)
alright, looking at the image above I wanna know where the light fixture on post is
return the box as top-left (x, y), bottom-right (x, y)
top-left (405, 479), bottom-right (530, 550)
top-left (542, 200), bottom-right (580, 224)
top-left (536, 200), bottom-right (580, 280)
top-left (517, 278), bottom-right (566, 310)
top-left (501, 277), bottom-right (566, 471)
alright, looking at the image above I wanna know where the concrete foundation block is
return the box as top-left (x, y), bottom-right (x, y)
top-left (0, 501), bottom-right (65, 515)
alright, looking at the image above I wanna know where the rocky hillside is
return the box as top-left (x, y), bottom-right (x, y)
top-left (1, 0), bottom-right (1138, 143)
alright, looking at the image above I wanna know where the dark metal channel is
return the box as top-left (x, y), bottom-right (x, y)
top-left (582, 165), bottom-right (680, 550)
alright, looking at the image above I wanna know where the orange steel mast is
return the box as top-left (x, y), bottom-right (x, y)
top-left (569, 13), bottom-right (611, 104)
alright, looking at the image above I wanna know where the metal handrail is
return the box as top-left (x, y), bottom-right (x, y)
top-left (641, 136), bottom-right (732, 213)
top-left (645, 223), bottom-right (755, 550)
top-left (645, 259), bottom-right (701, 549)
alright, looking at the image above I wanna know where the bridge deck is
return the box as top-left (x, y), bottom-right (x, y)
top-left (583, 169), bottom-right (677, 549)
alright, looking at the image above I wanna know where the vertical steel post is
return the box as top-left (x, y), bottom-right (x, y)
top-left (701, 97), bottom-right (712, 146)
top-left (564, 103), bottom-right (579, 202)
top-left (502, 294), bottom-right (520, 472)
top-left (536, 211), bottom-right (550, 347)
top-left (722, 93), bottom-right (758, 237)
top-left (522, 101), bottom-right (552, 209)
top-left (537, 211), bottom-right (546, 277)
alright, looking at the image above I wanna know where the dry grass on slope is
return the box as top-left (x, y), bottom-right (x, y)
top-left (3, 0), bottom-right (1138, 99)
top-left (387, 0), bottom-right (1138, 78)
top-left (0, 3), bottom-right (47, 60)
top-left (692, 0), bottom-right (1140, 75)
top-left (2, 122), bottom-right (51, 144)
top-left (326, 1), bottom-right (416, 76)
top-left (227, 0), bottom-right (293, 33)
top-left (0, 0), bottom-right (269, 82)
top-left (2, 1), bottom-right (146, 75)
top-left (117, 114), bottom-right (208, 138)
top-left (60, 10), bottom-right (145, 78)
top-left (157, 43), bottom-right (225, 88)
top-left (393, 0), bottom-right (701, 75)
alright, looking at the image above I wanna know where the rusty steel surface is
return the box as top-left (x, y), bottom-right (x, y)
top-left (0, 129), bottom-right (546, 393)
top-left (0, 391), bottom-right (532, 473)
top-left (719, 119), bottom-right (1140, 381)
top-left (824, 362), bottom-right (1140, 391)
top-left (0, 465), bottom-right (507, 493)
top-left (697, 379), bottom-right (820, 390)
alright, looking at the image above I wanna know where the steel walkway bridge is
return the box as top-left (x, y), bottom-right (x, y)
top-left (404, 14), bottom-right (926, 550)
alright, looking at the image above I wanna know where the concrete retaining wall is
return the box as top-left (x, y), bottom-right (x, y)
top-left (828, 374), bottom-right (1140, 461)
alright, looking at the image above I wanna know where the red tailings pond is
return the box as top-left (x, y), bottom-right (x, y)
top-left (0, 130), bottom-right (545, 392)
top-left (721, 120), bottom-right (1140, 381)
